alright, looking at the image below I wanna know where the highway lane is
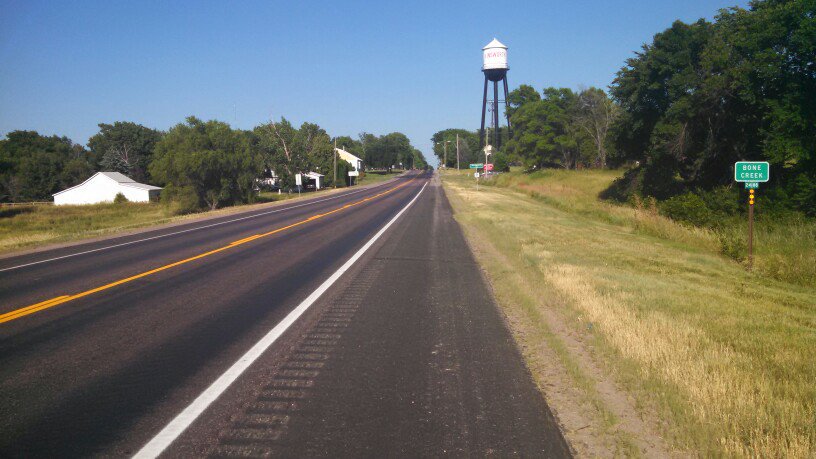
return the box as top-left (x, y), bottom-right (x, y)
top-left (0, 175), bottom-right (408, 321)
top-left (0, 175), bottom-right (406, 315)
top-left (0, 170), bottom-right (570, 457)
top-left (165, 172), bottom-right (571, 457)
top-left (0, 172), bottom-right (427, 456)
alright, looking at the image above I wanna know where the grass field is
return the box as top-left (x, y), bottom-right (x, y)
top-left (356, 170), bottom-right (402, 186)
top-left (0, 174), bottom-right (405, 255)
top-left (0, 191), bottom-right (298, 254)
top-left (441, 169), bottom-right (815, 457)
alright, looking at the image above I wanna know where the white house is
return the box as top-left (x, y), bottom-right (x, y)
top-left (336, 148), bottom-right (364, 172)
top-left (53, 172), bottom-right (162, 205)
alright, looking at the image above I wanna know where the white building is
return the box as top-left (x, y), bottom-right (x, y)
top-left (53, 172), bottom-right (162, 205)
top-left (304, 172), bottom-right (325, 190)
top-left (336, 148), bottom-right (364, 172)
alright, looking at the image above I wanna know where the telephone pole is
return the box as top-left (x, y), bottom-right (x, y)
top-left (456, 133), bottom-right (460, 170)
top-left (333, 138), bottom-right (338, 188)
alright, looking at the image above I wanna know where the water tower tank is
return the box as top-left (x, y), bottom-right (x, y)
top-left (482, 38), bottom-right (508, 81)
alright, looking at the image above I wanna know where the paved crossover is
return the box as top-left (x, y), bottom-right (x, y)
top-left (0, 171), bottom-right (570, 457)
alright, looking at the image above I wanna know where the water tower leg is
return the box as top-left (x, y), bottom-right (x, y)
top-left (480, 75), bottom-right (488, 148)
top-left (503, 77), bottom-right (512, 136)
top-left (493, 80), bottom-right (500, 148)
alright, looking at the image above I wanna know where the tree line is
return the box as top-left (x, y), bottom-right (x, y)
top-left (0, 117), bottom-right (427, 211)
top-left (430, 85), bottom-right (616, 172)
top-left (433, 0), bottom-right (814, 216)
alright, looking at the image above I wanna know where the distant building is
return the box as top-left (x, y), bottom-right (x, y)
top-left (336, 148), bottom-right (363, 172)
top-left (304, 172), bottom-right (325, 190)
top-left (257, 168), bottom-right (280, 190)
top-left (53, 172), bottom-right (162, 205)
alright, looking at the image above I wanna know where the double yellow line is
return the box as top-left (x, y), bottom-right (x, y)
top-left (0, 178), bottom-right (416, 325)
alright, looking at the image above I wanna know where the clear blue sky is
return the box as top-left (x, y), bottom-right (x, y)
top-left (1, 0), bottom-right (749, 160)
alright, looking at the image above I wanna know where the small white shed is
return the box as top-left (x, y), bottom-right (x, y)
top-left (53, 172), bottom-right (162, 205)
top-left (305, 172), bottom-right (325, 190)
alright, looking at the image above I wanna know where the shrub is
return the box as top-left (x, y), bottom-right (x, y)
top-left (660, 193), bottom-right (714, 227)
top-left (113, 192), bottom-right (128, 204)
top-left (717, 230), bottom-right (747, 262)
top-left (493, 151), bottom-right (510, 172)
top-left (161, 184), bottom-right (201, 215)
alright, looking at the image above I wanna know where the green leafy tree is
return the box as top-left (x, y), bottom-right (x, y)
top-left (88, 122), bottom-right (163, 182)
top-left (430, 129), bottom-right (480, 168)
top-left (506, 87), bottom-right (589, 169)
top-left (575, 87), bottom-right (618, 168)
top-left (150, 117), bottom-right (261, 210)
top-left (365, 132), bottom-right (414, 169)
top-left (608, 1), bottom-right (815, 215)
top-left (0, 131), bottom-right (94, 202)
top-left (507, 84), bottom-right (542, 119)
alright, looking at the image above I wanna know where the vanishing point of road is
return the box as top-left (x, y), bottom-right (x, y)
top-left (0, 171), bottom-right (570, 457)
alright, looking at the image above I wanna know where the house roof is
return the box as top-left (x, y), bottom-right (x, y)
top-left (99, 171), bottom-right (135, 183)
top-left (53, 171), bottom-right (162, 196)
top-left (305, 171), bottom-right (325, 178)
top-left (336, 148), bottom-right (363, 163)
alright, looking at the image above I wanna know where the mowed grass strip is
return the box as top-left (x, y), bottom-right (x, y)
top-left (442, 169), bottom-right (815, 457)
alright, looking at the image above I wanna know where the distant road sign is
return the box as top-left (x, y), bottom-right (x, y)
top-left (744, 182), bottom-right (759, 189)
top-left (469, 163), bottom-right (484, 169)
top-left (474, 172), bottom-right (480, 178)
top-left (735, 162), bottom-right (769, 182)
top-left (484, 163), bottom-right (494, 171)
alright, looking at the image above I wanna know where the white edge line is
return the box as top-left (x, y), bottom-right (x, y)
top-left (132, 180), bottom-right (428, 459)
top-left (0, 180), bottom-right (397, 273)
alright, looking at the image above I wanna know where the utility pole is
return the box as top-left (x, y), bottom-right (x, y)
top-left (456, 133), bottom-right (460, 170)
top-left (333, 138), bottom-right (337, 188)
top-left (444, 141), bottom-right (447, 169)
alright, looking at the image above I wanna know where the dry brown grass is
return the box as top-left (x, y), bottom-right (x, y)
top-left (442, 169), bottom-right (816, 457)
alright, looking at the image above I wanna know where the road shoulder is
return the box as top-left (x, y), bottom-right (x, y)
top-left (440, 172), bottom-right (675, 457)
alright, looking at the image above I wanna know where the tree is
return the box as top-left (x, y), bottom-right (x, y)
top-left (0, 131), bottom-right (94, 202)
top-left (430, 129), bottom-right (479, 168)
top-left (608, 1), bottom-right (816, 215)
top-left (506, 87), bottom-right (589, 170)
top-left (575, 87), bottom-right (618, 168)
top-left (295, 122), bottom-right (334, 177)
top-left (150, 117), bottom-right (261, 210)
top-left (253, 118), bottom-right (299, 188)
top-left (507, 84), bottom-right (542, 119)
top-left (365, 133), bottom-right (414, 169)
top-left (253, 118), bottom-right (340, 188)
top-left (88, 122), bottom-right (163, 182)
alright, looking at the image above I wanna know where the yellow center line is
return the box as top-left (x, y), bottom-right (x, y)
top-left (0, 177), bottom-right (417, 325)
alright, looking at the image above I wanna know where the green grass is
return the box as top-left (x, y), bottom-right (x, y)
top-left (0, 202), bottom-right (176, 253)
top-left (0, 192), bottom-right (303, 254)
top-left (0, 175), bottom-right (399, 255)
top-left (442, 169), bottom-right (816, 457)
top-left (356, 170), bottom-right (400, 186)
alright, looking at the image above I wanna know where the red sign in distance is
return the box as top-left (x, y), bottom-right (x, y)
top-left (484, 163), bottom-right (494, 171)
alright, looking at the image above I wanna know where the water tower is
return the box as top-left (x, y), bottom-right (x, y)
top-left (480, 38), bottom-right (511, 149)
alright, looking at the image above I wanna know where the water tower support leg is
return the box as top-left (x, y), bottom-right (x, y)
top-left (493, 80), bottom-right (500, 148)
top-left (503, 77), bottom-right (512, 136)
top-left (480, 75), bottom-right (488, 148)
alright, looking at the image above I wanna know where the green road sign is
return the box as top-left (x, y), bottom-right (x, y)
top-left (735, 161), bottom-right (769, 182)
top-left (744, 182), bottom-right (760, 189)
top-left (469, 163), bottom-right (484, 169)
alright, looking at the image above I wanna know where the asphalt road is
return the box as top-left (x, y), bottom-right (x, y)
top-left (0, 170), bottom-right (570, 457)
